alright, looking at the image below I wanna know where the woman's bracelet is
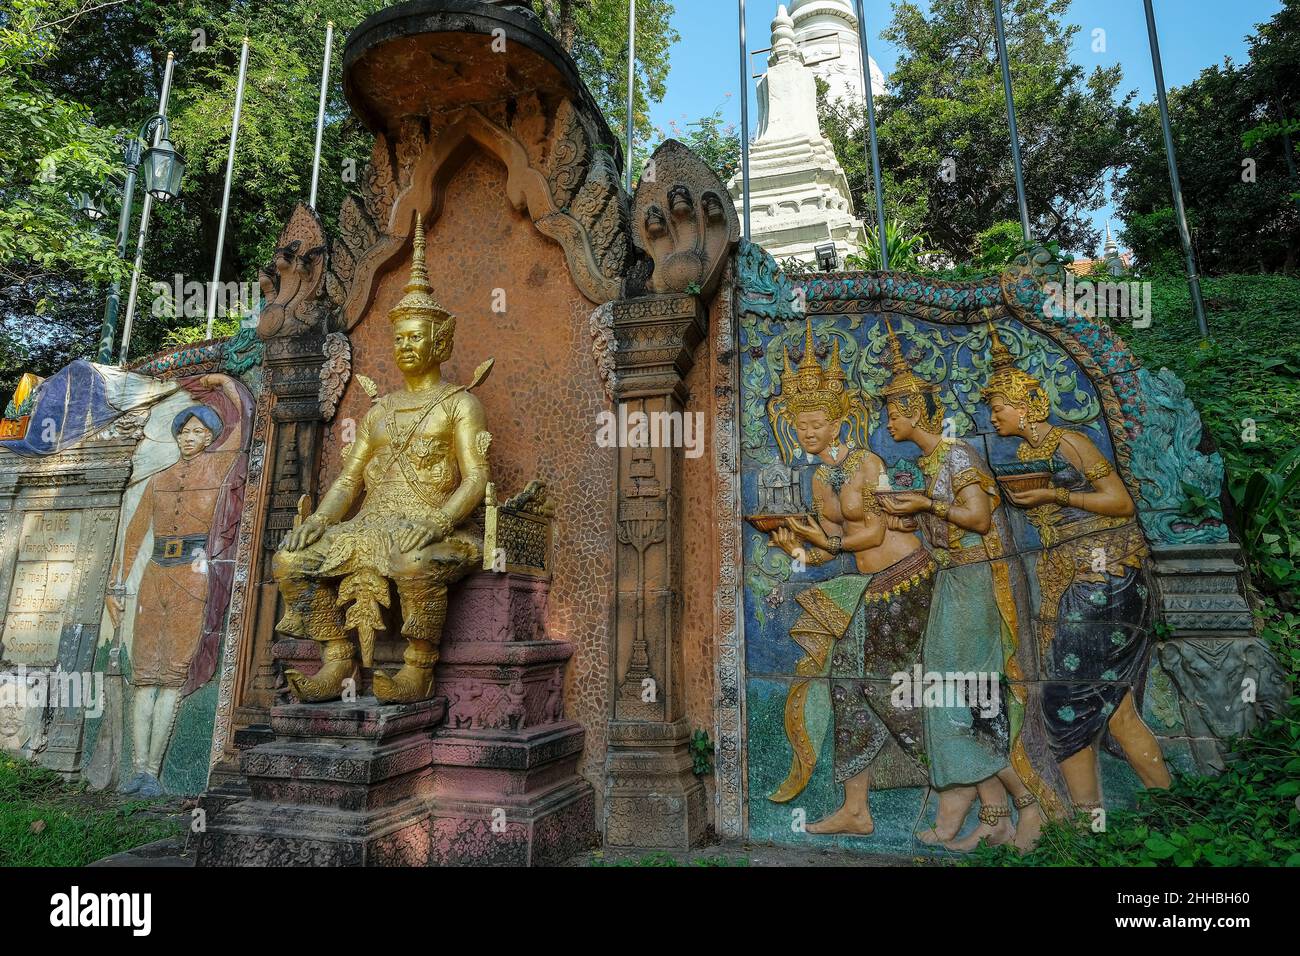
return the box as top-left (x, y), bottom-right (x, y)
top-left (1054, 487), bottom-right (1071, 507)
top-left (930, 499), bottom-right (949, 520)
top-left (826, 535), bottom-right (843, 556)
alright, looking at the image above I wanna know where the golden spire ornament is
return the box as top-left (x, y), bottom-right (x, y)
top-left (767, 317), bottom-right (871, 463)
top-left (981, 322), bottom-right (1050, 422)
top-left (877, 318), bottom-right (943, 433)
top-left (389, 213), bottom-right (451, 325)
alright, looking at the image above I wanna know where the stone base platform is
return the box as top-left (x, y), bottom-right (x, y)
top-left (197, 572), bottom-right (596, 866)
top-left (427, 720), bottom-right (594, 865)
top-left (194, 698), bottom-right (445, 866)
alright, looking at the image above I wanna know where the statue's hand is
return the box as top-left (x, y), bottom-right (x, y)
top-left (283, 515), bottom-right (327, 552)
top-left (106, 595), bottom-right (124, 627)
top-left (396, 522), bottom-right (443, 554)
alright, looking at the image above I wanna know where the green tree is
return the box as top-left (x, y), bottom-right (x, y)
top-left (1115, 1), bottom-right (1300, 274)
top-left (0, 0), bottom-right (127, 388)
top-left (670, 105), bottom-right (740, 183)
top-left (815, 76), bottom-right (926, 234)
top-left (2, 0), bottom-right (678, 396)
top-left (532, 0), bottom-right (678, 151)
top-left (872, 0), bottom-right (1131, 260)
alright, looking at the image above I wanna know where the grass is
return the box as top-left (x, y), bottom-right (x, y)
top-left (0, 755), bottom-right (184, 867)
top-left (588, 850), bottom-right (752, 867)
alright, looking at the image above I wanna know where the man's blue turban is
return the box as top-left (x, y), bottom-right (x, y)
top-left (171, 404), bottom-right (224, 438)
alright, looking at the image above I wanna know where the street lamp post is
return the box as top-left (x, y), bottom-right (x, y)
top-left (87, 53), bottom-right (184, 364)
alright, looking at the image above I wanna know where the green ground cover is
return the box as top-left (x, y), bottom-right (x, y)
top-left (0, 754), bottom-right (183, 867)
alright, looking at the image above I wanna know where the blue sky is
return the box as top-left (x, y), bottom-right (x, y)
top-left (646, 0), bottom-right (1285, 254)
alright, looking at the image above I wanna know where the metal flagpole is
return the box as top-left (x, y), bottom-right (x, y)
top-left (993, 0), bottom-right (1032, 243)
top-left (854, 0), bottom-right (889, 269)
top-left (118, 53), bottom-right (176, 366)
top-left (738, 0), bottom-right (751, 241)
top-left (309, 21), bottom-right (334, 209)
top-left (206, 36), bottom-right (251, 340)
top-left (626, 1), bottom-right (636, 192)
top-left (1143, 0), bottom-right (1210, 339)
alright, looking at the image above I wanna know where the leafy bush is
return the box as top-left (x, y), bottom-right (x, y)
top-left (1125, 274), bottom-right (1300, 602)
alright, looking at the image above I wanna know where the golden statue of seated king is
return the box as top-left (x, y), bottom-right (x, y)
top-left (274, 214), bottom-right (492, 705)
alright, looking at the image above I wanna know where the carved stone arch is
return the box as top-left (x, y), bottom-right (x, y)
top-left (341, 106), bottom-right (621, 331)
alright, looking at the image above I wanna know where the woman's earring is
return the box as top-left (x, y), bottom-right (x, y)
top-left (1029, 421), bottom-right (1040, 443)
top-left (829, 442), bottom-right (841, 462)
top-left (1018, 413), bottom-right (1026, 431)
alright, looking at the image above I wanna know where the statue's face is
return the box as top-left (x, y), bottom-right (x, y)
top-left (794, 409), bottom-right (840, 456)
top-left (0, 704), bottom-right (22, 740)
top-left (986, 395), bottom-right (1024, 438)
top-left (885, 401), bottom-right (918, 442)
top-left (393, 318), bottom-right (453, 373)
top-left (176, 418), bottom-right (215, 459)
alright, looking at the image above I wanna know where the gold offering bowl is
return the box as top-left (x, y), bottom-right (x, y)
top-left (746, 513), bottom-right (813, 534)
top-left (997, 472), bottom-right (1052, 496)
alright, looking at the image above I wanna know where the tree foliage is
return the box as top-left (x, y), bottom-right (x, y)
top-left (1115, 0), bottom-right (1300, 275)
top-left (878, 0), bottom-right (1130, 259)
top-left (0, 0), bottom-right (128, 381)
top-left (1, 0), bottom-right (677, 396)
top-left (532, 0), bottom-right (677, 150)
top-left (816, 0), bottom-right (1130, 262)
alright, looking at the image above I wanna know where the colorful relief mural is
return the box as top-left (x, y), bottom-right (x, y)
top-left (82, 373), bottom-right (254, 797)
top-left (739, 303), bottom-right (1185, 853)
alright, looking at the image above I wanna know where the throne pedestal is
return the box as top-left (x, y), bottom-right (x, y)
top-left (193, 697), bottom-right (446, 866)
top-left (426, 573), bottom-right (595, 865)
top-left (195, 568), bottom-right (595, 866)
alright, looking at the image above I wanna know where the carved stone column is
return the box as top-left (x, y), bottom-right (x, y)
top-left (226, 334), bottom-right (328, 730)
top-left (221, 204), bottom-right (340, 764)
top-left (603, 293), bottom-right (708, 848)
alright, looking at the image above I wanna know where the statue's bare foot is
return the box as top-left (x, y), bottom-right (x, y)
top-left (945, 816), bottom-right (1014, 852)
top-left (805, 804), bottom-right (874, 835)
top-left (1012, 802), bottom-right (1043, 852)
top-left (285, 659), bottom-right (354, 703)
top-left (917, 790), bottom-right (974, 844)
top-left (916, 826), bottom-right (952, 845)
top-left (372, 665), bottom-right (434, 704)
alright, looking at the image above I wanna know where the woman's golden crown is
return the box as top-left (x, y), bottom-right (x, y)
top-left (778, 318), bottom-right (849, 418)
top-left (981, 322), bottom-right (1049, 421)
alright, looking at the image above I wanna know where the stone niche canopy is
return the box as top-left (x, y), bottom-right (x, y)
top-left (343, 0), bottom-right (621, 167)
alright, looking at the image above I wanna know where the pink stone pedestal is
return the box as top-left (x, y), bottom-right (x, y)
top-left (426, 572), bottom-right (596, 866)
top-left (194, 698), bottom-right (446, 866)
top-left (197, 573), bottom-right (594, 866)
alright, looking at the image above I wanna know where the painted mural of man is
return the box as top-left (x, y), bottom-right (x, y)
top-left (106, 374), bottom-right (248, 797)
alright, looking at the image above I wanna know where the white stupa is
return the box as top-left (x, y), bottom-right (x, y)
top-left (789, 0), bottom-right (885, 103)
top-left (728, 4), bottom-right (866, 267)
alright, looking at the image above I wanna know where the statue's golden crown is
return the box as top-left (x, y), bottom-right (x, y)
top-left (981, 322), bottom-right (1049, 422)
top-left (879, 318), bottom-right (938, 403)
top-left (876, 318), bottom-right (944, 434)
top-left (389, 213), bottom-right (452, 326)
top-left (777, 318), bottom-right (850, 420)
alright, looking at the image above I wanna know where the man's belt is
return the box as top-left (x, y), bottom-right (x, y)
top-left (151, 533), bottom-right (210, 567)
